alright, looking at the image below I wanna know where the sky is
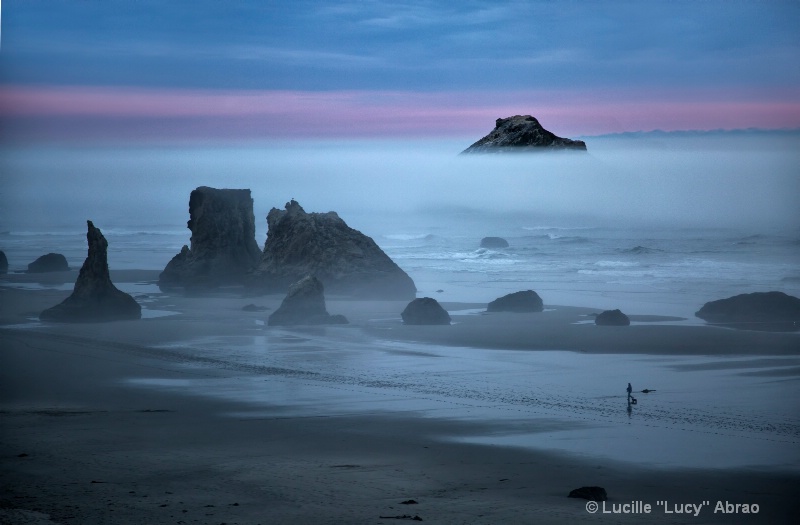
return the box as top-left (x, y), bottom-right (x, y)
top-left (1, 0), bottom-right (799, 142)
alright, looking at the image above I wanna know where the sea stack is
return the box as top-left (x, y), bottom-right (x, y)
top-left (480, 237), bottom-right (509, 248)
top-left (461, 115), bottom-right (586, 153)
top-left (267, 275), bottom-right (348, 326)
top-left (401, 297), bottom-right (451, 325)
top-left (696, 291), bottom-right (800, 331)
top-left (0, 250), bottom-right (7, 274)
top-left (27, 253), bottom-right (69, 273)
top-left (40, 221), bottom-right (141, 322)
top-left (595, 309), bottom-right (630, 326)
top-left (159, 187), bottom-right (262, 290)
top-left (487, 290), bottom-right (543, 313)
top-left (253, 200), bottom-right (416, 299)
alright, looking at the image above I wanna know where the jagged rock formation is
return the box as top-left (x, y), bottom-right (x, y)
top-left (696, 291), bottom-right (800, 331)
top-left (254, 200), bottom-right (416, 299)
top-left (568, 486), bottom-right (607, 502)
top-left (0, 250), bottom-right (7, 274)
top-left (27, 253), bottom-right (69, 273)
top-left (487, 290), bottom-right (543, 313)
top-left (159, 187), bottom-right (262, 290)
top-left (480, 237), bottom-right (509, 248)
top-left (462, 115), bottom-right (587, 153)
top-left (267, 276), bottom-right (348, 326)
top-left (401, 297), bottom-right (451, 325)
top-left (40, 221), bottom-right (141, 322)
top-left (595, 309), bottom-right (630, 326)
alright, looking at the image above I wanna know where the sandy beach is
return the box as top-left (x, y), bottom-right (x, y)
top-left (2, 270), bottom-right (799, 524)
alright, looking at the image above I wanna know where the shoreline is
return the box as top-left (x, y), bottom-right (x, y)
top-left (2, 327), bottom-right (799, 524)
top-left (2, 275), bottom-right (800, 523)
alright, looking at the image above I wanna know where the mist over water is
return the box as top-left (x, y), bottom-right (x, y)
top-left (1, 134), bottom-right (798, 235)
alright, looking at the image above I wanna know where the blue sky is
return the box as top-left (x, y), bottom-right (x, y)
top-left (1, 0), bottom-right (799, 140)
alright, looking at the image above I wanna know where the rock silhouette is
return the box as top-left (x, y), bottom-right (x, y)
top-left (462, 115), bottom-right (587, 153)
top-left (401, 298), bottom-right (451, 325)
top-left (595, 309), bottom-right (630, 326)
top-left (40, 221), bottom-right (141, 322)
top-left (0, 250), bottom-right (7, 274)
top-left (254, 200), bottom-right (416, 299)
top-left (27, 253), bottom-right (69, 273)
top-left (696, 291), bottom-right (800, 331)
top-left (568, 486), bottom-right (607, 502)
top-left (487, 290), bottom-right (543, 313)
top-left (267, 275), bottom-right (348, 326)
top-left (480, 237), bottom-right (509, 248)
top-left (159, 187), bottom-right (262, 290)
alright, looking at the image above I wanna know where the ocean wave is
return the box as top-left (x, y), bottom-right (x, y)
top-left (578, 269), bottom-right (656, 278)
top-left (3, 231), bottom-right (85, 237)
top-left (594, 260), bottom-right (640, 268)
top-left (383, 233), bottom-right (436, 241)
top-left (525, 233), bottom-right (591, 243)
top-left (103, 229), bottom-right (188, 237)
top-left (618, 245), bottom-right (664, 255)
top-left (461, 248), bottom-right (514, 260)
top-left (522, 226), bottom-right (595, 231)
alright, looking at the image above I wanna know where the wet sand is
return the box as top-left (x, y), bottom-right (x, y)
top-left (2, 273), bottom-right (799, 524)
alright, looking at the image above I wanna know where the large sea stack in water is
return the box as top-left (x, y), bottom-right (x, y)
top-left (40, 221), bottom-right (141, 322)
top-left (159, 187), bottom-right (262, 290)
top-left (253, 200), bottom-right (416, 299)
top-left (461, 115), bottom-right (586, 153)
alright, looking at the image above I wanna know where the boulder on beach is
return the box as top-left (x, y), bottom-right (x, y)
top-left (267, 275), bottom-right (348, 326)
top-left (401, 297), bottom-right (451, 325)
top-left (253, 200), bottom-right (416, 299)
top-left (40, 221), bottom-right (141, 322)
top-left (487, 290), bottom-right (543, 313)
top-left (568, 486), bottom-right (607, 502)
top-left (595, 309), bottom-right (630, 326)
top-left (0, 250), bottom-right (7, 274)
top-left (159, 187), bottom-right (262, 290)
top-left (695, 291), bottom-right (800, 331)
top-left (461, 115), bottom-right (587, 154)
top-left (27, 253), bottom-right (69, 273)
top-left (480, 237), bottom-right (509, 248)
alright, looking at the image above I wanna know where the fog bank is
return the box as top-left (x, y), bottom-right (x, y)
top-left (1, 134), bottom-right (798, 238)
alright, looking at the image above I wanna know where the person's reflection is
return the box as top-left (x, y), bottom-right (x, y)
top-left (627, 397), bottom-right (632, 418)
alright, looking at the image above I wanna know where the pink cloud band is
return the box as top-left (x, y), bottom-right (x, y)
top-left (1, 84), bottom-right (799, 141)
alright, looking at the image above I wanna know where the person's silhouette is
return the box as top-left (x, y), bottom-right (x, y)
top-left (627, 382), bottom-right (632, 400)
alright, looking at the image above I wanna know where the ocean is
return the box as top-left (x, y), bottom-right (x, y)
top-left (1, 132), bottom-right (798, 318)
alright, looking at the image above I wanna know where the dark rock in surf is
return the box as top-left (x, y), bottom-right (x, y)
top-left (595, 309), bottom-right (630, 326)
top-left (159, 187), bottom-right (262, 290)
top-left (27, 253), bottom-right (69, 273)
top-left (0, 250), bottom-right (7, 274)
top-left (695, 291), bottom-right (800, 331)
top-left (253, 200), bottom-right (416, 299)
top-left (267, 275), bottom-right (348, 326)
top-left (401, 298), bottom-right (451, 325)
top-left (480, 237), bottom-right (509, 248)
top-left (461, 115), bottom-right (587, 154)
top-left (40, 221), bottom-right (141, 322)
top-left (242, 303), bottom-right (269, 312)
top-left (487, 290), bottom-right (543, 313)
top-left (568, 486), bottom-right (607, 502)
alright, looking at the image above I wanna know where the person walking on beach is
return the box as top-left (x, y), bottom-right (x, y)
top-left (627, 382), bottom-right (633, 400)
